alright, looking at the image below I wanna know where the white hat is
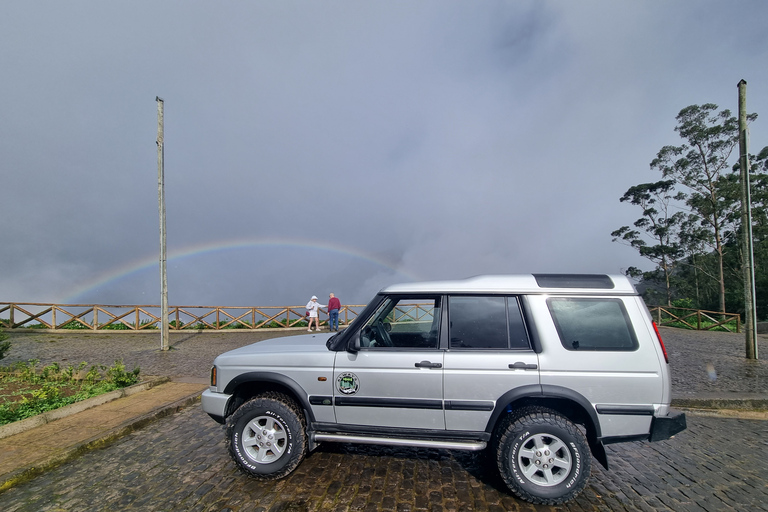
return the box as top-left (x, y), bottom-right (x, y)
top-left (311, 295), bottom-right (318, 300)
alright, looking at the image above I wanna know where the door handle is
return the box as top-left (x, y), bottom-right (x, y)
top-left (415, 361), bottom-right (443, 369)
top-left (509, 362), bottom-right (538, 370)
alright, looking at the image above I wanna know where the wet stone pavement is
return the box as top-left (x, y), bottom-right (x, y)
top-left (0, 328), bottom-right (767, 511)
top-left (0, 406), bottom-right (767, 511)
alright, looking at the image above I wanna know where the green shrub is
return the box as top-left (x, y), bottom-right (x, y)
top-left (101, 322), bottom-right (130, 330)
top-left (671, 298), bottom-right (696, 309)
top-left (60, 320), bottom-right (89, 330)
top-left (0, 359), bottom-right (141, 426)
top-left (0, 332), bottom-right (10, 361)
top-left (104, 360), bottom-right (141, 387)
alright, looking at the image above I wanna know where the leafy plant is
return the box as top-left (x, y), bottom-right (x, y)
top-left (104, 360), bottom-right (141, 387)
top-left (0, 332), bottom-right (10, 361)
top-left (0, 359), bottom-right (141, 426)
top-left (60, 320), bottom-right (89, 330)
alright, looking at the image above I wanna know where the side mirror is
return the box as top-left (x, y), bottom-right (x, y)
top-left (347, 333), bottom-right (361, 353)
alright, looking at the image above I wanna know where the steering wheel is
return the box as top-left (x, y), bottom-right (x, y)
top-left (377, 320), bottom-right (393, 347)
top-left (361, 326), bottom-right (375, 347)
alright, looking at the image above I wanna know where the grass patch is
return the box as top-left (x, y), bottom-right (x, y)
top-left (0, 360), bottom-right (140, 426)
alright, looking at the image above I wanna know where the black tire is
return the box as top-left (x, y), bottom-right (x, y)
top-left (225, 392), bottom-right (307, 480)
top-left (494, 409), bottom-right (591, 505)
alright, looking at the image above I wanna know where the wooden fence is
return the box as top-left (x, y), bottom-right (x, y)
top-left (1, 302), bottom-right (742, 333)
top-left (0, 302), bottom-right (367, 332)
top-left (647, 305), bottom-right (741, 333)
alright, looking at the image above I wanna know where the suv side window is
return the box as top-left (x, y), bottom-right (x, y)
top-left (448, 296), bottom-right (531, 350)
top-left (547, 297), bottom-right (638, 351)
top-left (359, 297), bottom-right (440, 349)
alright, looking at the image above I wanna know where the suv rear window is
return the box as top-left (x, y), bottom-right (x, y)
top-left (547, 298), bottom-right (638, 351)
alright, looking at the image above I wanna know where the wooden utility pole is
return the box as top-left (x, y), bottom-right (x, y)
top-left (156, 97), bottom-right (169, 351)
top-left (738, 80), bottom-right (757, 360)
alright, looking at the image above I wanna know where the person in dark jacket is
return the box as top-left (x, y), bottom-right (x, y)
top-left (327, 293), bottom-right (341, 331)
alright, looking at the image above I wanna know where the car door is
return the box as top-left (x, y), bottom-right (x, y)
top-left (443, 295), bottom-right (540, 432)
top-left (333, 296), bottom-right (445, 430)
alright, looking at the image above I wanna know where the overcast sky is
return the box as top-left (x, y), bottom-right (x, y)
top-left (2, 1), bottom-right (767, 308)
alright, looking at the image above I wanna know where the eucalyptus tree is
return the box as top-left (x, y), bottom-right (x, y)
top-left (735, 145), bottom-right (768, 319)
top-left (649, 104), bottom-right (756, 313)
top-left (612, 180), bottom-right (685, 306)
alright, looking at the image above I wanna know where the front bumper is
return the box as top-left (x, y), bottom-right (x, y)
top-left (201, 389), bottom-right (232, 424)
top-left (648, 409), bottom-right (687, 442)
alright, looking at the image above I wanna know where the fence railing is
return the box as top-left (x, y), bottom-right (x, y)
top-left (1, 302), bottom-right (743, 333)
top-left (0, 303), bottom-right (367, 331)
top-left (648, 305), bottom-right (741, 333)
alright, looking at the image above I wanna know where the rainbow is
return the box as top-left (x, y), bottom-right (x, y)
top-left (61, 237), bottom-right (419, 303)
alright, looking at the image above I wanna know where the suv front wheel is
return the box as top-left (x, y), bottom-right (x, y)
top-left (225, 392), bottom-right (307, 479)
top-left (494, 408), bottom-right (590, 505)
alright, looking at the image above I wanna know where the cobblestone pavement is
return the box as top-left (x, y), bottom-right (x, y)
top-left (2, 330), bottom-right (309, 380)
top-left (0, 405), bottom-right (766, 512)
top-left (1, 328), bottom-right (767, 511)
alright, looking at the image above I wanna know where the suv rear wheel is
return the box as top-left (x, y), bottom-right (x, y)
top-left (226, 392), bottom-right (307, 479)
top-left (494, 408), bottom-right (590, 505)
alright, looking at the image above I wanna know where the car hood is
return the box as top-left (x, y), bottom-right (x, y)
top-left (213, 332), bottom-right (336, 368)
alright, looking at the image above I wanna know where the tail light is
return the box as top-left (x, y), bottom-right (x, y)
top-left (652, 322), bottom-right (669, 364)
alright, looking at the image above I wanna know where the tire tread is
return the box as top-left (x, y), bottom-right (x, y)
top-left (225, 391), bottom-right (307, 480)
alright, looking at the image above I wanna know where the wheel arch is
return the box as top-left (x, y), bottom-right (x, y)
top-left (487, 384), bottom-right (608, 470)
top-left (223, 372), bottom-right (314, 422)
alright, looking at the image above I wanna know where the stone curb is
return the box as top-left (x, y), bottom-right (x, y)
top-left (671, 397), bottom-right (768, 412)
top-left (677, 407), bottom-right (768, 420)
top-left (0, 376), bottom-right (171, 440)
top-left (0, 388), bottom-right (202, 494)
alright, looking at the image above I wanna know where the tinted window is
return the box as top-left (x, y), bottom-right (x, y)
top-left (449, 296), bottom-right (531, 350)
top-left (534, 274), bottom-right (614, 289)
top-left (360, 297), bottom-right (439, 349)
top-left (547, 298), bottom-right (638, 351)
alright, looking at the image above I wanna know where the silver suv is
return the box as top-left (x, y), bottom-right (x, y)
top-left (202, 274), bottom-right (686, 504)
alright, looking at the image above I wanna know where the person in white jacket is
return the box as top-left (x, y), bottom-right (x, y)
top-left (306, 295), bottom-right (326, 331)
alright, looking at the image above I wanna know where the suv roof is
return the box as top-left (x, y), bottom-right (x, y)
top-left (380, 273), bottom-right (636, 295)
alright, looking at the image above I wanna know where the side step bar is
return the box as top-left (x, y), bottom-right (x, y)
top-left (311, 433), bottom-right (487, 451)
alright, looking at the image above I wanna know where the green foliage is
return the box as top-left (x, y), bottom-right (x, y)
top-left (616, 103), bottom-right (768, 319)
top-left (101, 322), bottom-right (130, 330)
top-left (60, 320), bottom-right (89, 330)
top-left (0, 359), bottom-right (141, 426)
top-left (671, 298), bottom-right (695, 309)
top-left (104, 360), bottom-right (141, 387)
top-left (0, 332), bottom-right (10, 361)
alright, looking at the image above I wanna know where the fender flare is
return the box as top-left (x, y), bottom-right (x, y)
top-left (223, 371), bottom-right (316, 423)
top-left (486, 384), bottom-right (607, 469)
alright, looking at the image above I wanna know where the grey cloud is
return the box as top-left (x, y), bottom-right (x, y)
top-left (2, 1), bottom-right (767, 307)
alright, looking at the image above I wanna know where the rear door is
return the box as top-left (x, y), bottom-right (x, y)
top-left (443, 295), bottom-right (540, 432)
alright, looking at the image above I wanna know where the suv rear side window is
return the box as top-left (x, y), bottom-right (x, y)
top-left (448, 296), bottom-right (530, 350)
top-left (547, 298), bottom-right (638, 351)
